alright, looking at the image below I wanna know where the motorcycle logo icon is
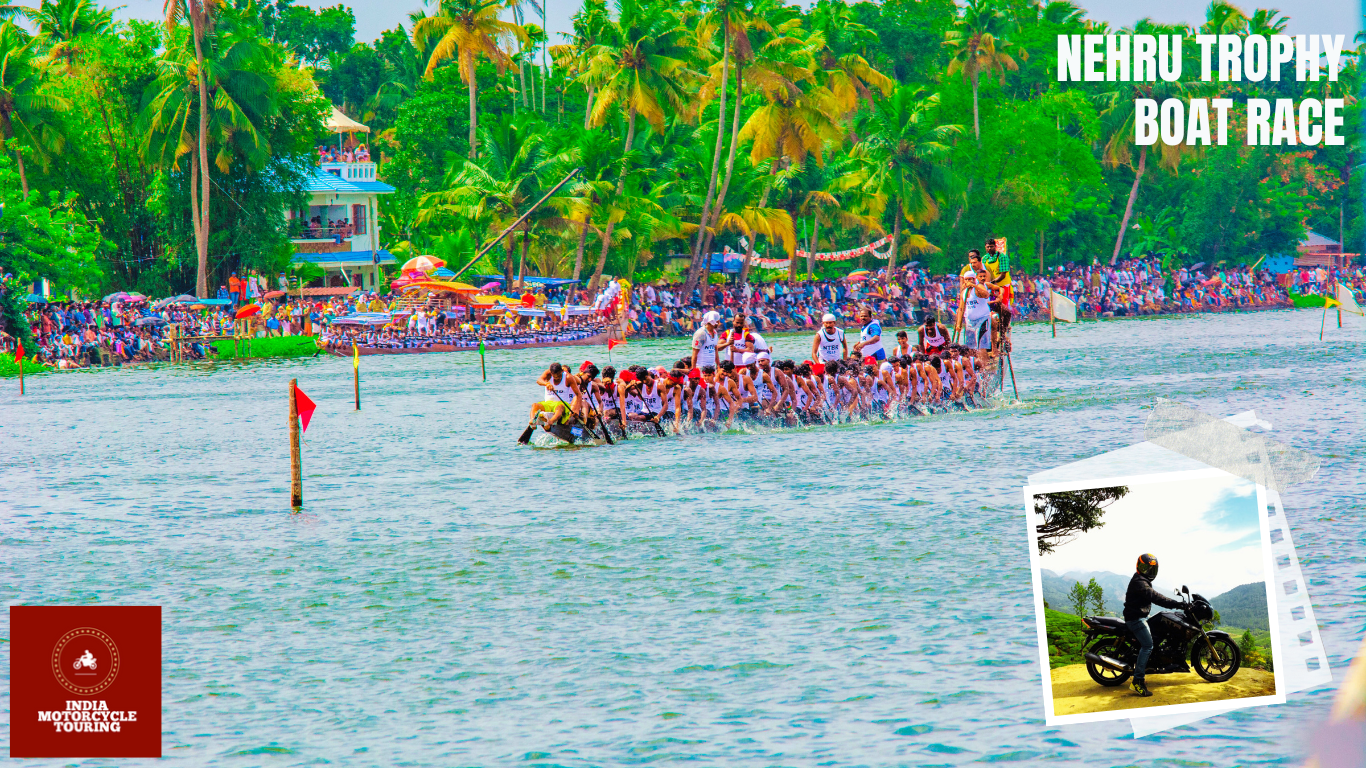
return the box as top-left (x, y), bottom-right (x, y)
top-left (51, 628), bottom-right (120, 696)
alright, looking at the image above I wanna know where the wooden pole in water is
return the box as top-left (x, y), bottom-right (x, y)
top-left (289, 379), bottom-right (302, 507)
top-left (17, 355), bottom-right (23, 395)
top-left (1050, 292), bottom-right (1056, 338)
top-left (1320, 304), bottom-right (1328, 340)
top-left (353, 343), bottom-right (361, 410)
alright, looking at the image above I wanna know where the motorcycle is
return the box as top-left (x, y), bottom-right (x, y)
top-left (73, 650), bottom-right (97, 671)
top-left (1080, 585), bottom-right (1241, 686)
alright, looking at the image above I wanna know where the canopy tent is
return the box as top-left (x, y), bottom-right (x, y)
top-left (329, 312), bottom-right (391, 326)
top-left (326, 106), bottom-right (369, 133)
top-left (544, 304), bottom-right (597, 316)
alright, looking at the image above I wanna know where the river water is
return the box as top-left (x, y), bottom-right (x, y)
top-left (2, 309), bottom-right (1363, 767)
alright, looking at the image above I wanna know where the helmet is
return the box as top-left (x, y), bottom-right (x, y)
top-left (1136, 553), bottom-right (1159, 580)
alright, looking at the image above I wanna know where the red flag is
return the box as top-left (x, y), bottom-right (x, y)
top-left (607, 339), bottom-right (625, 351)
top-left (295, 384), bottom-right (317, 434)
top-left (14, 339), bottom-right (22, 363)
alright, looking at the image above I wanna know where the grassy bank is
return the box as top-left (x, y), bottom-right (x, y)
top-left (0, 356), bottom-right (54, 378)
top-left (1290, 294), bottom-right (1328, 308)
top-left (1045, 608), bottom-right (1088, 668)
top-left (211, 336), bottom-right (320, 361)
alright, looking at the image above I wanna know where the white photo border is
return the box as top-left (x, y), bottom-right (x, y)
top-left (1024, 467), bottom-right (1287, 727)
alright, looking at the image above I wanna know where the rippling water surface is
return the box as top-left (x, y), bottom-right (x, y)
top-left (2, 309), bottom-right (1363, 767)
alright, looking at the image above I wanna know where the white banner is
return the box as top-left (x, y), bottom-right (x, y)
top-left (1050, 292), bottom-right (1077, 323)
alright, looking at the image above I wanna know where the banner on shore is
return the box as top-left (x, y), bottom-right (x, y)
top-left (1050, 291), bottom-right (1078, 323)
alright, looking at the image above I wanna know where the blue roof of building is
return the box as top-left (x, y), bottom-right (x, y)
top-left (304, 167), bottom-right (396, 194)
top-left (292, 249), bottom-right (396, 265)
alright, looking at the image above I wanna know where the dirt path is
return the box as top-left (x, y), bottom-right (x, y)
top-left (1051, 663), bottom-right (1277, 716)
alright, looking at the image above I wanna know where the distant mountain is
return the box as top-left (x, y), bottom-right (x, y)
top-left (1208, 582), bottom-right (1269, 632)
top-left (1041, 570), bottom-right (1128, 617)
top-left (1042, 571), bottom-right (1269, 631)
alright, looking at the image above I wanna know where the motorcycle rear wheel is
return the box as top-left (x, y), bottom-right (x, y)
top-left (1192, 637), bottom-right (1241, 683)
top-left (1085, 637), bottom-right (1132, 687)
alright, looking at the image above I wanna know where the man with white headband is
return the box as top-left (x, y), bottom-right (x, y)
top-left (810, 313), bottom-right (846, 363)
top-left (691, 310), bottom-right (722, 369)
top-left (742, 317), bottom-right (770, 365)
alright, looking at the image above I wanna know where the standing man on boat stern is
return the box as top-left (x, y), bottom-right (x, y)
top-left (851, 307), bottom-right (885, 361)
top-left (691, 311), bottom-right (722, 370)
top-left (811, 314), bottom-right (847, 364)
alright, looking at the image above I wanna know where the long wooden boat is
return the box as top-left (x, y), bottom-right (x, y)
top-left (325, 329), bottom-right (613, 356)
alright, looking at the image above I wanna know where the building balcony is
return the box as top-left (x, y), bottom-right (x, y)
top-left (319, 161), bottom-right (377, 182)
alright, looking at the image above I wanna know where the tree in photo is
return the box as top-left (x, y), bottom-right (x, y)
top-left (1085, 577), bottom-right (1104, 616)
top-left (1033, 485), bottom-right (1129, 555)
top-left (1066, 580), bottom-right (1088, 617)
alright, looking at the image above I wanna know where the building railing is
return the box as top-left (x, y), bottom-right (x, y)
top-left (319, 161), bottom-right (376, 182)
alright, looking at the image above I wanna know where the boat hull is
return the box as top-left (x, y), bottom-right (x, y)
top-left (327, 330), bottom-right (614, 356)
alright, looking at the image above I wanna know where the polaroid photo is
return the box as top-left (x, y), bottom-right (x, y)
top-left (1024, 467), bottom-right (1287, 726)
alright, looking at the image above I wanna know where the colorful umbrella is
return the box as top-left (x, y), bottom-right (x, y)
top-left (480, 282), bottom-right (502, 292)
top-left (235, 304), bottom-right (262, 319)
top-left (845, 273), bottom-right (870, 282)
top-left (401, 255), bottom-right (446, 273)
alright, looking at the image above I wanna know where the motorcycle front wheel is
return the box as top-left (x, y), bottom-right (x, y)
top-left (1085, 637), bottom-right (1132, 687)
top-left (1192, 636), bottom-right (1241, 683)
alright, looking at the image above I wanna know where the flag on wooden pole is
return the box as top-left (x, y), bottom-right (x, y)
top-left (1050, 292), bottom-right (1078, 324)
top-left (295, 384), bottom-right (317, 433)
top-left (1336, 284), bottom-right (1364, 316)
top-left (13, 339), bottom-right (22, 362)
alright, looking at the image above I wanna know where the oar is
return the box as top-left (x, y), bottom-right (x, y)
top-left (580, 387), bottom-right (616, 445)
top-left (1005, 349), bottom-right (1020, 401)
top-left (560, 388), bottom-right (614, 445)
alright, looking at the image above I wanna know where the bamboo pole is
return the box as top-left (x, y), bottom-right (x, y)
top-left (353, 344), bottom-right (361, 410)
top-left (289, 379), bottom-right (302, 507)
top-left (17, 355), bottom-right (23, 395)
top-left (1050, 292), bottom-right (1057, 338)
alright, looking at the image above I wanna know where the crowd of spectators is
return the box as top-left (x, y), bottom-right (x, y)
top-left (317, 144), bottom-right (370, 164)
top-left (606, 258), bottom-right (1324, 338)
top-left (4, 258), bottom-right (1361, 369)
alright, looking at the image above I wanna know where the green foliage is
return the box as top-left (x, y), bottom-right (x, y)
top-left (1066, 580), bottom-right (1088, 617)
top-left (0, 155), bottom-right (105, 292)
top-left (1086, 577), bottom-right (1105, 617)
top-left (260, 0), bottom-right (355, 65)
top-left (0, 348), bottom-right (56, 377)
top-left (1034, 485), bottom-right (1129, 556)
top-left (1043, 608), bottom-right (1087, 668)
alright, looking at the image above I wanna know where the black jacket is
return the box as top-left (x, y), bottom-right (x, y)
top-left (1122, 572), bottom-right (1185, 621)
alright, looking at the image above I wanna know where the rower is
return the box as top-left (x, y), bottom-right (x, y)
top-left (811, 313), bottom-right (847, 364)
top-left (918, 313), bottom-right (950, 355)
top-left (893, 330), bottom-right (914, 358)
top-left (521, 362), bottom-right (582, 440)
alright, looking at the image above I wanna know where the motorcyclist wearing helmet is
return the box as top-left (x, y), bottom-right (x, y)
top-left (1123, 553), bottom-right (1186, 697)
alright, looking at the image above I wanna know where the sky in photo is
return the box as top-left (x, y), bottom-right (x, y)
top-left (1036, 474), bottom-right (1266, 599)
top-left (113, 0), bottom-right (1363, 49)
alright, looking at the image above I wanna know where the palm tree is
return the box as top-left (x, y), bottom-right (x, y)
top-left (0, 21), bottom-right (68, 198)
top-left (22, 0), bottom-right (113, 70)
top-left (413, 0), bottom-right (527, 159)
top-left (141, 13), bottom-right (282, 288)
top-left (943, 0), bottom-right (1026, 142)
top-left (417, 112), bottom-right (548, 282)
top-left (551, 0), bottom-right (609, 128)
top-left (581, 0), bottom-right (697, 288)
top-left (860, 86), bottom-right (958, 270)
top-left (806, 0), bottom-right (893, 119)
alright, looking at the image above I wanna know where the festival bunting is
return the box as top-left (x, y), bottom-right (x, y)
top-left (1336, 284), bottom-right (1364, 316)
top-left (295, 384), bottom-right (317, 434)
top-left (792, 235), bottom-right (895, 263)
top-left (1050, 291), bottom-right (1078, 323)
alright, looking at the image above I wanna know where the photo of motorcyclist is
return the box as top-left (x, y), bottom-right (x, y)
top-left (1123, 553), bottom-right (1187, 697)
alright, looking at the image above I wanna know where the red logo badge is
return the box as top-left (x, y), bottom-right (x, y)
top-left (9, 606), bottom-right (161, 758)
